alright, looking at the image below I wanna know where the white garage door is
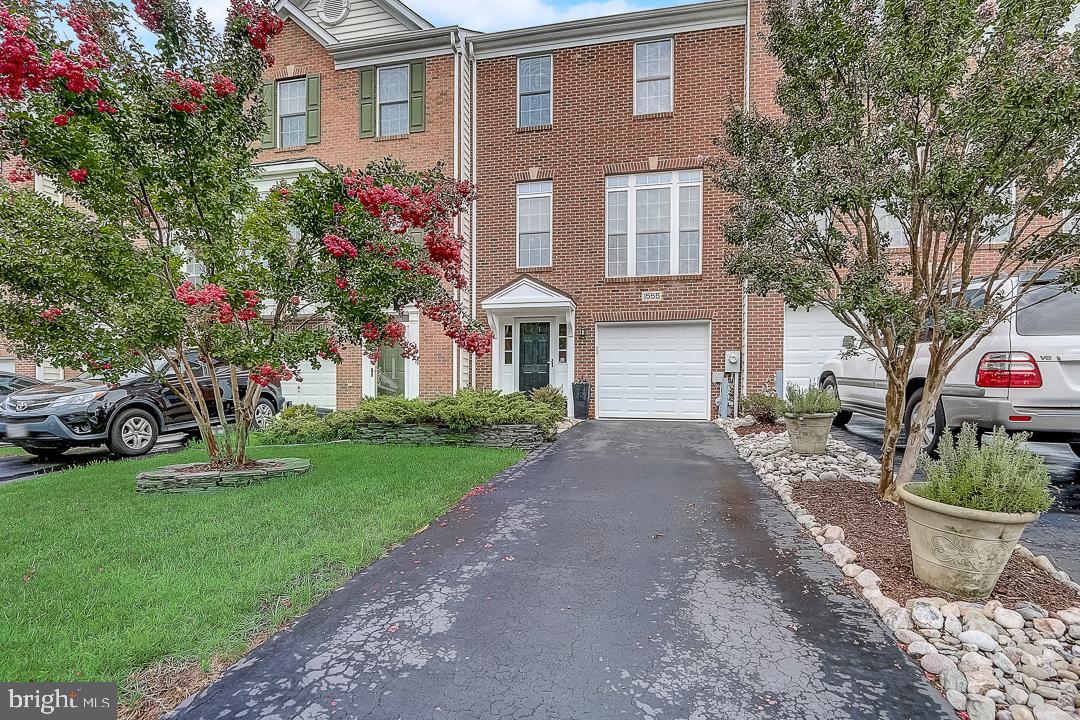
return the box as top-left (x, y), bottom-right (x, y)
top-left (0, 358), bottom-right (14, 373)
top-left (281, 361), bottom-right (337, 410)
top-left (595, 321), bottom-right (710, 420)
top-left (783, 306), bottom-right (849, 390)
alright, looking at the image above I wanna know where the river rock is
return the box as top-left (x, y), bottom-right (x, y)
top-left (883, 607), bottom-right (913, 632)
top-left (1010, 706), bottom-right (1035, 720)
top-left (913, 602), bottom-right (946, 630)
top-left (995, 608), bottom-right (1027, 630)
top-left (1017, 602), bottom-right (1049, 621)
top-left (822, 541), bottom-right (857, 566)
top-left (945, 615), bottom-right (964, 637)
top-left (842, 563), bottom-right (864, 578)
top-left (965, 670), bottom-right (1000, 695)
top-left (945, 689), bottom-right (968, 711)
top-left (967, 695), bottom-right (996, 720)
top-left (895, 628), bottom-right (922, 644)
top-left (958, 630), bottom-right (1000, 652)
top-left (822, 524), bottom-right (845, 543)
top-left (941, 667), bottom-right (968, 694)
top-left (1032, 705), bottom-right (1074, 720)
top-left (993, 651), bottom-right (1018, 674)
top-left (920, 653), bottom-right (956, 675)
top-left (1033, 618), bottom-right (1067, 638)
top-left (1054, 608), bottom-right (1080, 626)
top-left (906, 640), bottom-right (936, 657)
top-left (960, 652), bottom-right (994, 672)
top-left (854, 569), bottom-right (881, 589)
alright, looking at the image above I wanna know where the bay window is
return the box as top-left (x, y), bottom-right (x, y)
top-left (605, 170), bottom-right (702, 277)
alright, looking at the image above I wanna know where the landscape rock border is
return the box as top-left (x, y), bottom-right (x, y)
top-left (136, 458), bottom-right (311, 494)
top-left (719, 419), bottom-right (1080, 720)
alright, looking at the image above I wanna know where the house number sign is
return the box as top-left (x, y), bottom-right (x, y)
top-left (641, 291), bottom-right (663, 302)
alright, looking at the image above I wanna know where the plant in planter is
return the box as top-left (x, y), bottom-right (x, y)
top-left (898, 425), bottom-right (1053, 599)
top-left (783, 384), bottom-right (841, 455)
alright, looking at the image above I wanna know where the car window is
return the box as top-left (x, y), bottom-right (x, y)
top-left (1016, 286), bottom-right (1080, 336)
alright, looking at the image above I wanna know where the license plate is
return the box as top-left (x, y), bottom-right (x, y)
top-left (6, 424), bottom-right (29, 439)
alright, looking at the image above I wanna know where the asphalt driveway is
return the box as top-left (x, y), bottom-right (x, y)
top-left (171, 421), bottom-right (949, 720)
top-left (833, 415), bottom-right (1080, 580)
top-left (0, 435), bottom-right (186, 483)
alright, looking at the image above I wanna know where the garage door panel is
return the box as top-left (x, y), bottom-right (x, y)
top-left (784, 306), bottom-right (849, 390)
top-left (595, 322), bottom-right (710, 420)
top-left (281, 361), bottom-right (337, 410)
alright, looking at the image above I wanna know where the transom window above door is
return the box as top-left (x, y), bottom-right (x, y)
top-left (517, 181), bottom-right (553, 268)
top-left (606, 170), bottom-right (702, 278)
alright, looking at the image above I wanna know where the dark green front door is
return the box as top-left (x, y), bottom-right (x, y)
top-left (518, 322), bottom-right (550, 394)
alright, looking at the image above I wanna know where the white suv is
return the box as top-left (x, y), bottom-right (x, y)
top-left (819, 278), bottom-right (1080, 456)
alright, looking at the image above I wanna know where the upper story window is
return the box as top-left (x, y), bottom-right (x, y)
top-left (277, 79), bottom-right (308, 148)
top-left (378, 65), bottom-right (410, 137)
top-left (359, 61), bottom-right (426, 139)
top-left (634, 39), bottom-right (673, 115)
top-left (874, 204), bottom-right (907, 247)
top-left (261, 77), bottom-right (321, 149)
top-left (518, 55), bottom-right (552, 128)
top-left (517, 181), bottom-right (552, 268)
top-left (606, 170), bottom-right (702, 278)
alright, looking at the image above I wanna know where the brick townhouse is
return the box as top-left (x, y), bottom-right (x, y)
top-left (6, 0), bottom-right (939, 419)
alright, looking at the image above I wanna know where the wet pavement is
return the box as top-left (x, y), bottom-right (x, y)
top-left (171, 421), bottom-right (951, 720)
top-left (0, 434), bottom-right (186, 483)
top-left (833, 415), bottom-right (1080, 581)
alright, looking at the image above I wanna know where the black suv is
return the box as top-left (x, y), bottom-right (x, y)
top-left (0, 356), bottom-right (283, 459)
top-left (0, 371), bottom-right (40, 397)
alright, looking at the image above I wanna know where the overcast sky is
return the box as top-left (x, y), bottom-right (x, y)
top-left (188, 0), bottom-right (1079, 34)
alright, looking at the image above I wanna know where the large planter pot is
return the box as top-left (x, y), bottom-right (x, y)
top-left (572, 382), bottom-right (591, 420)
top-left (784, 413), bottom-right (836, 455)
top-left (898, 482), bottom-right (1040, 599)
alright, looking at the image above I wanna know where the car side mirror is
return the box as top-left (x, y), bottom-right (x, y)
top-left (842, 335), bottom-right (856, 350)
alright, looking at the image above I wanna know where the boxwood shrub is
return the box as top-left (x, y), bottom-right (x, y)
top-left (263, 390), bottom-right (562, 445)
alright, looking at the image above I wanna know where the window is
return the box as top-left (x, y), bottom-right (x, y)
top-left (518, 55), bottom-right (552, 128)
top-left (277, 79), bottom-right (307, 148)
top-left (503, 325), bottom-right (513, 365)
top-left (378, 65), bottom-right (410, 137)
top-left (634, 40), bottom-right (672, 115)
top-left (989, 183), bottom-right (1016, 244)
top-left (376, 345), bottom-right (406, 396)
top-left (558, 323), bottom-right (568, 363)
top-left (517, 181), bottom-right (552, 267)
top-left (605, 170), bottom-right (702, 277)
top-left (873, 204), bottom-right (907, 247)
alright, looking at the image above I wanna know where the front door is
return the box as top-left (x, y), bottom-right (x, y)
top-left (518, 321), bottom-right (550, 394)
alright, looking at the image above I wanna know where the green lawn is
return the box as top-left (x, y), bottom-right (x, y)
top-left (0, 442), bottom-right (522, 687)
top-left (0, 445), bottom-right (24, 456)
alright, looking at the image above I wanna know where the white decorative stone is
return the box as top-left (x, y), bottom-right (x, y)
top-left (966, 694), bottom-right (996, 720)
top-left (920, 653), bottom-right (956, 675)
top-left (958, 630), bottom-right (1000, 652)
top-left (854, 569), bottom-right (882, 589)
top-left (912, 602), bottom-right (946, 630)
top-left (1032, 705), bottom-right (1074, 720)
top-left (822, 524), bottom-right (845, 543)
top-left (906, 640), bottom-right (936, 657)
top-left (965, 670), bottom-right (1000, 695)
top-left (1054, 608), bottom-right (1080, 626)
top-left (995, 608), bottom-right (1027, 630)
top-left (1033, 618), bottom-right (1067, 638)
top-left (883, 607), bottom-right (913, 632)
top-left (822, 541), bottom-right (857, 567)
top-left (842, 563), bottom-right (864, 578)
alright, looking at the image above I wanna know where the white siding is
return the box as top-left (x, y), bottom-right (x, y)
top-left (300, 0), bottom-right (411, 42)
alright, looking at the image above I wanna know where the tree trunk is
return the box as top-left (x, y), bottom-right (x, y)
top-left (895, 352), bottom-right (951, 488)
top-left (878, 368), bottom-right (906, 502)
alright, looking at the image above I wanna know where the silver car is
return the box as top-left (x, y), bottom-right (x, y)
top-left (819, 278), bottom-right (1080, 455)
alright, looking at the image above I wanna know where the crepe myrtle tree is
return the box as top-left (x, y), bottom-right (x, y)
top-left (0, 0), bottom-right (491, 467)
top-left (716, 0), bottom-right (1080, 500)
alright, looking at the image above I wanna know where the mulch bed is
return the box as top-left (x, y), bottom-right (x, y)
top-left (792, 478), bottom-right (1080, 612)
top-left (734, 422), bottom-right (785, 436)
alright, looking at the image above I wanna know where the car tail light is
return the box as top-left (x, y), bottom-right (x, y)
top-left (975, 352), bottom-right (1043, 388)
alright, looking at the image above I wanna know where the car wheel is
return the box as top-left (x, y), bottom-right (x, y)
top-left (252, 398), bottom-right (276, 430)
top-left (107, 408), bottom-right (159, 457)
top-left (23, 445), bottom-right (70, 461)
top-left (821, 375), bottom-right (853, 427)
top-left (904, 388), bottom-right (946, 455)
top-left (1070, 443), bottom-right (1080, 460)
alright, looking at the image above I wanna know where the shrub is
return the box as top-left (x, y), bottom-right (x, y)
top-left (913, 425), bottom-right (1053, 514)
top-left (531, 386), bottom-right (568, 418)
top-left (431, 389), bottom-right (560, 436)
top-left (784, 383), bottom-right (842, 416)
top-left (743, 389), bottom-right (784, 424)
top-left (262, 411), bottom-right (334, 445)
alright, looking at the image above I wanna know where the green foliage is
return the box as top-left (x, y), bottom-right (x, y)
top-left (914, 425), bottom-right (1053, 514)
top-left (784, 383), bottom-right (842, 416)
top-left (262, 389), bottom-right (562, 444)
top-left (530, 386), bottom-right (568, 418)
top-left (743, 389), bottom-right (785, 424)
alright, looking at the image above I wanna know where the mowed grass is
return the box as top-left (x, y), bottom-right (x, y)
top-left (0, 442), bottom-right (522, 686)
top-left (0, 445), bottom-right (25, 456)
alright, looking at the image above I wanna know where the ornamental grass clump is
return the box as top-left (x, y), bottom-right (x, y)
top-left (913, 425), bottom-right (1053, 515)
top-left (784, 384), bottom-right (841, 416)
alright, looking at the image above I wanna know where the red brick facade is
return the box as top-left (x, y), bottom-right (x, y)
top-left (473, 27), bottom-right (751, 417)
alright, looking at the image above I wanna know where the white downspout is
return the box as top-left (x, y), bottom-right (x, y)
top-left (469, 40), bottom-right (479, 389)
top-left (740, 0), bottom-right (751, 403)
top-left (451, 30), bottom-right (461, 394)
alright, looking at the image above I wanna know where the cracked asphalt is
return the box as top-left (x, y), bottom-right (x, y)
top-left (169, 421), bottom-right (952, 720)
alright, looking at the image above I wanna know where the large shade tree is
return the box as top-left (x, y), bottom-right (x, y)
top-left (718, 0), bottom-right (1080, 499)
top-left (0, 0), bottom-right (491, 467)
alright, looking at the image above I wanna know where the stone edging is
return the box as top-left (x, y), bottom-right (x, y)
top-left (136, 458), bottom-right (311, 494)
top-left (719, 419), bottom-right (1080, 720)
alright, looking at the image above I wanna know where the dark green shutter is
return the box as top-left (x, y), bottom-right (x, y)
top-left (260, 81), bottom-right (275, 149)
top-left (409, 60), bottom-right (426, 133)
top-left (359, 67), bottom-right (376, 138)
top-left (305, 75), bottom-right (321, 144)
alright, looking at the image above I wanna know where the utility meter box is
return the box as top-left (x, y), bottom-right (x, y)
top-left (724, 351), bottom-right (742, 374)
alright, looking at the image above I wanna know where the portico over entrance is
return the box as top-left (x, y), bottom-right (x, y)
top-left (481, 276), bottom-right (575, 416)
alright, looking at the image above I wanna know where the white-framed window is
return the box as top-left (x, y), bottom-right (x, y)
top-left (605, 170), bottom-right (702, 277)
top-left (277, 79), bottom-right (308, 148)
top-left (634, 39), bottom-right (673, 115)
top-left (989, 182), bottom-right (1016, 245)
top-left (378, 65), bottom-right (410, 137)
top-left (518, 55), bottom-right (552, 128)
top-left (503, 324), bottom-right (513, 365)
top-left (517, 181), bottom-right (552, 268)
top-left (873, 204), bottom-right (907, 248)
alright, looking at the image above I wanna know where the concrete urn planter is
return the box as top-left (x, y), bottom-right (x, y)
top-left (898, 482), bottom-right (1040, 599)
top-left (784, 413), bottom-right (836, 455)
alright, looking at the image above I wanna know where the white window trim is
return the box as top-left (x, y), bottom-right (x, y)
top-left (277, 78), bottom-right (307, 149)
top-left (516, 181), bottom-right (554, 269)
top-left (989, 182), bottom-right (1017, 245)
top-left (377, 64), bottom-right (411, 138)
top-left (633, 38), bottom-right (674, 116)
top-left (517, 54), bottom-right (553, 129)
top-left (605, 171), bottom-right (702, 278)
